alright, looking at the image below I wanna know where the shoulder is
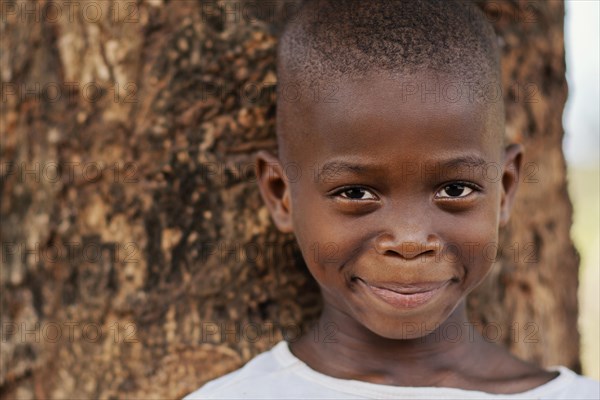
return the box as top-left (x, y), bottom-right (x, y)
top-left (182, 341), bottom-right (301, 399)
top-left (539, 366), bottom-right (600, 399)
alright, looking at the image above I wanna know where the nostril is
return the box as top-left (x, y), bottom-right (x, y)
top-left (384, 249), bottom-right (401, 257)
top-left (383, 246), bottom-right (435, 259)
top-left (373, 232), bottom-right (441, 259)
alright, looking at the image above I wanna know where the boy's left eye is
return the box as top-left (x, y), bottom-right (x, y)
top-left (436, 183), bottom-right (475, 198)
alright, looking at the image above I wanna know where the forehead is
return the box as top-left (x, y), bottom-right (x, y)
top-left (279, 71), bottom-right (504, 167)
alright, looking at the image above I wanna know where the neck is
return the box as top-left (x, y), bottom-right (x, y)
top-left (289, 300), bottom-right (497, 386)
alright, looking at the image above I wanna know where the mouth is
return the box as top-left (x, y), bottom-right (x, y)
top-left (354, 277), bottom-right (453, 309)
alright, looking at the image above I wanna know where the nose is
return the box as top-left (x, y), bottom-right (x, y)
top-left (373, 220), bottom-right (441, 260)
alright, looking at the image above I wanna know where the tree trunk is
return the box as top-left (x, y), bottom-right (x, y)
top-left (0, 0), bottom-right (577, 398)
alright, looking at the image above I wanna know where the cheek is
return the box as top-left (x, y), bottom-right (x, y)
top-left (434, 184), bottom-right (501, 279)
top-left (453, 204), bottom-right (500, 287)
top-left (289, 188), bottom-right (334, 280)
top-left (290, 189), bottom-right (363, 284)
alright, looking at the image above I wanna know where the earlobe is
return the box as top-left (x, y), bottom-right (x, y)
top-left (499, 143), bottom-right (524, 227)
top-left (254, 150), bottom-right (294, 233)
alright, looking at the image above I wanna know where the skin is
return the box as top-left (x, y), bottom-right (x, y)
top-left (255, 71), bottom-right (559, 394)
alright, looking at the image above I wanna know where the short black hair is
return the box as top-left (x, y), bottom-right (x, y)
top-left (277, 0), bottom-right (499, 85)
top-left (276, 0), bottom-right (504, 159)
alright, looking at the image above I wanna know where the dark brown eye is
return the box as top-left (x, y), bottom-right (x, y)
top-left (338, 187), bottom-right (376, 200)
top-left (437, 183), bottom-right (474, 198)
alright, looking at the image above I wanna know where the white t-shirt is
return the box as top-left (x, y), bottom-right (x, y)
top-left (184, 341), bottom-right (600, 399)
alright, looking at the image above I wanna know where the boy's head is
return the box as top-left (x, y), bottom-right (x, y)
top-left (256, 0), bottom-right (523, 340)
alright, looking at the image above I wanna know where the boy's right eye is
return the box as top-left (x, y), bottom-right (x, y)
top-left (333, 187), bottom-right (378, 201)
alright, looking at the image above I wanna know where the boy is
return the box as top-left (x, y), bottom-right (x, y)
top-left (185, 0), bottom-right (600, 398)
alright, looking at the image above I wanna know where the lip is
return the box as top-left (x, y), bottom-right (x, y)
top-left (356, 278), bottom-right (452, 309)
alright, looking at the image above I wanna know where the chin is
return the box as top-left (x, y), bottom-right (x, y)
top-left (361, 315), bottom-right (448, 340)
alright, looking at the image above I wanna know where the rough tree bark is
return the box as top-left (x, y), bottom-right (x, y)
top-left (0, 0), bottom-right (577, 398)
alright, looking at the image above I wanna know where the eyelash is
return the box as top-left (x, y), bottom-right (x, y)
top-left (331, 186), bottom-right (379, 201)
top-left (435, 181), bottom-right (482, 200)
top-left (331, 181), bottom-right (482, 201)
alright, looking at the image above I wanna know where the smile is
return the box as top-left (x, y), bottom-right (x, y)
top-left (355, 278), bottom-right (452, 309)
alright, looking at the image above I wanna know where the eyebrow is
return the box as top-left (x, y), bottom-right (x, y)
top-left (316, 161), bottom-right (381, 182)
top-left (437, 155), bottom-right (488, 170)
top-left (316, 155), bottom-right (488, 182)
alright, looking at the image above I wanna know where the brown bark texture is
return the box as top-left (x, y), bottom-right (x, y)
top-left (0, 0), bottom-right (578, 398)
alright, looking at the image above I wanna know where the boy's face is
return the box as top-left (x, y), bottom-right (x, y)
top-left (256, 72), bottom-right (522, 339)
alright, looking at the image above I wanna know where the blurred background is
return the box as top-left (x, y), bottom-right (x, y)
top-left (0, 1), bottom-right (597, 397)
top-left (564, 0), bottom-right (600, 380)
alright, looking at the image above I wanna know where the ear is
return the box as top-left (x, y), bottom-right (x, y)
top-left (499, 143), bottom-right (524, 227)
top-left (254, 150), bottom-right (294, 233)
